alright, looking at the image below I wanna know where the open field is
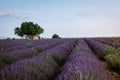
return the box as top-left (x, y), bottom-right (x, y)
top-left (0, 38), bottom-right (120, 80)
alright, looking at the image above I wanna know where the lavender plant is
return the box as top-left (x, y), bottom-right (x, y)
top-left (56, 39), bottom-right (114, 80)
top-left (0, 39), bottom-right (77, 80)
top-left (85, 39), bottom-right (114, 60)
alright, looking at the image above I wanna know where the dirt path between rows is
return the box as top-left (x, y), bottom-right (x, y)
top-left (101, 61), bottom-right (120, 80)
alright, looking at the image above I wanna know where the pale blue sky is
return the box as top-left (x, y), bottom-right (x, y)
top-left (0, 0), bottom-right (120, 38)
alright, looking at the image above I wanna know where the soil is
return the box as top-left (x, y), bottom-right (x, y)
top-left (101, 61), bottom-right (120, 80)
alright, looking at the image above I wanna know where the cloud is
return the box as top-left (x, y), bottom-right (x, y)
top-left (76, 11), bottom-right (96, 19)
top-left (76, 10), bottom-right (120, 20)
top-left (77, 12), bottom-right (90, 16)
top-left (0, 9), bottom-right (37, 19)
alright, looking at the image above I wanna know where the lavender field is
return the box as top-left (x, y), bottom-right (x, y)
top-left (0, 38), bottom-right (120, 80)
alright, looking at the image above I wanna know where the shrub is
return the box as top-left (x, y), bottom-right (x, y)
top-left (100, 49), bottom-right (119, 60)
top-left (105, 52), bottom-right (120, 74)
top-left (6, 38), bottom-right (11, 40)
top-left (52, 34), bottom-right (61, 39)
top-left (35, 48), bottom-right (42, 53)
top-left (0, 61), bottom-right (5, 70)
top-left (51, 54), bottom-right (66, 67)
top-left (0, 56), bottom-right (15, 64)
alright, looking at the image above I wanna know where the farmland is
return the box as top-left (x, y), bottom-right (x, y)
top-left (0, 38), bottom-right (120, 80)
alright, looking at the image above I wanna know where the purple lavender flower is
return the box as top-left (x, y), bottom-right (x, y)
top-left (56, 39), bottom-right (114, 80)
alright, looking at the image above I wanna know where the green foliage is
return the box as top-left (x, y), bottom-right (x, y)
top-left (106, 57), bottom-right (120, 74)
top-left (6, 38), bottom-right (11, 40)
top-left (12, 38), bottom-right (16, 40)
top-left (21, 22), bottom-right (44, 35)
top-left (98, 48), bottom-right (120, 74)
top-left (52, 34), bottom-right (61, 39)
top-left (26, 45), bottom-right (32, 48)
top-left (0, 61), bottom-right (5, 70)
top-left (35, 48), bottom-right (42, 53)
top-left (51, 54), bottom-right (65, 66)
top-left (105, 50), bottom-right (120, 74)
top-left (14, 22), bottom-right (44, 39)
top-left (14, 27), bottom-right (24, 37)
top-left (0, 56), bottom-right (15, 64)
top-left (29, 63), bottom-right (37, 69)
top-left (99, 49), bottom-right (119, 60)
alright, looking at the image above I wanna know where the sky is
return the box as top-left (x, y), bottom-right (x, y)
top-left (0, 0), bottom-right (120, 38)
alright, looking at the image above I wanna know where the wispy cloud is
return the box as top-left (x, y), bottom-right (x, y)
top-left (76, 10), bottom-right (120, 20)
top-left (0, 9), bottom-right (37, 19)
top-left (76, 11), bottom-right (96, 19)
top-left (77, 12), bottom-right (90, 16)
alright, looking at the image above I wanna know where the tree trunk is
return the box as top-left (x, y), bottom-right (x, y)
top-left (26, 35), bottom-right (40, 40)
top-left (27, 35), bottom-right (34, 40)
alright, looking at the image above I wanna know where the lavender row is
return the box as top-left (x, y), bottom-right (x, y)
top-left (94, 38), bottom-right (120, 49)
top-left (55, 39), bottom-right (114, 80)
top-left (0, 39), bottom-right (27, 49)
top-left (0, 39), bottom-right (67, 52)
top-left (25, 39), bottom-right (69, 47)
top-left (0, 39), bottom-right (69, 70)
top-left (72, 39), bottom-right (92, 53)
top-left (0, 39), bottom-right (77, 80)
top-left (0, 54), bottom-right (59, 80)
top-left (40, 39), bottom-right (77, 66)
top-left (0, 39), bottom-right (69, 47)
top-left (0, 39), bottom-right (67, 58)
top-left (0, 44), bottom-right (29, 52)
top-left (85, 39), bottom-right (120, 74)
top-left (85, 39), bottom-right (114, 60)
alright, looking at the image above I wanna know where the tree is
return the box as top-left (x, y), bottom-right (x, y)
top-left (14, 22), bottom-right (44, 39)
top-left (52, 34), bottom-right (61, 39)
top-left (14, 27), bottom-right (24, 38)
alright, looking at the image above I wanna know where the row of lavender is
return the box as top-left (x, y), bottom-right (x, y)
top-left (0, 39), bottom-right (77, 80)
top-left (85, 39), bottom-right (120, 74)
top-left (93, 37), bottom-right (120, 49)
top-left (55, 39), bottom-right (114, 80)
top-left (0, 39), bottom-right (70, 70)
top-left (0, 39), bottom-right (57, 47)
top-left (0, 39), bottom-right (67, 52)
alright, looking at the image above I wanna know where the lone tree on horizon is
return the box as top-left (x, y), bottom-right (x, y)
top-left (52, 34), bottom-right (61, 39)
top-left (14, 22), bottom-right (44, 39)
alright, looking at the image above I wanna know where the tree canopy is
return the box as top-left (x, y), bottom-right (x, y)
top-left (52, 34), bottom-right (61, 39)
top-left (14, 27), bottom-right (24, 38)
top-left (14, 22), bottom-right (44, 39)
